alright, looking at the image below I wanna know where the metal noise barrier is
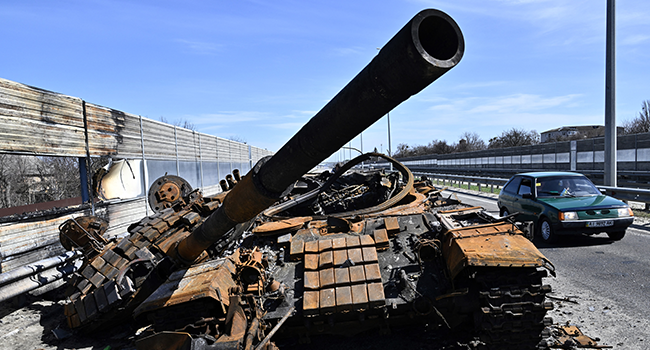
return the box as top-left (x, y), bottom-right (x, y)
top-left (177, 8), bottom-right (465, 262)
top-left (0, 251), bottom-right (82, 302)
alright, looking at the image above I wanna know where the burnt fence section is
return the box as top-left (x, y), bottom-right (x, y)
top-left (0, 77), bottom-right (273, 275)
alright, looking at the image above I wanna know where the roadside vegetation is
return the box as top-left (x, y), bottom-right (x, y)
top-left (394, 100), bottom-right (650, 158)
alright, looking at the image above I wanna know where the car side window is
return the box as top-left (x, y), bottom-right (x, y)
top-left (503, 177), bottom-right (522, 194)
top-left (518, 178), bottom-right (533, 196)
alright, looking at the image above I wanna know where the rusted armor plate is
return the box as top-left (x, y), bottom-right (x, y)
top-left (133, 258), bottom-right (236, 318)
top-left (252, 216), bottom-right (312, 235)
top-left (443, 222), bottom-right (552, 279)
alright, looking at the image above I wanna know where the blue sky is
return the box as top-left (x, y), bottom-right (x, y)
top-left (2, 0), bottom-right (649, 163)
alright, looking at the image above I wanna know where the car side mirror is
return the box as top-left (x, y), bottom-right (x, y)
top-left (522, 193), bottom-right (533, 199)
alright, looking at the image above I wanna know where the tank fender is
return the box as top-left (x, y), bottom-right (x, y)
top-left (442, 222), bottom-right (555, 279)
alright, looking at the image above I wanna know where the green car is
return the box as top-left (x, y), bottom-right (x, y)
top-left (497, 172), bottom-right (634, 243)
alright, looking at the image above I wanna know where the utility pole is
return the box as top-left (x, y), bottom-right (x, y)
top-left (349, 141), bottom-right (352, 160)
top-left (387, 112), bottom-right (392, 157)
top-left (604, 0), bottom-right (617, 186)
top-left (387, 112), bottom-right (393, 171)
top-left (360, 133), bottom-right (364, 169)
top-left (360, 133), bottom-right (363, 153)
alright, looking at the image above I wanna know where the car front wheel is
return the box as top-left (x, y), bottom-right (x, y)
top-left (539, 218), bottom-right (557, 243)
top-left (500, 207), bottom-right (509, 217)
top-left (607, 231), bottom-right (626, 241)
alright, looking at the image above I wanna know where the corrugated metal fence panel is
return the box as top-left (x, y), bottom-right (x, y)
top-left (251, 147), bottom-right (262, 163)
top-left (250, 147), bottom-right (258, 163)
top-left (202, 184), bottom-right (223, 197)
top-left (141, 117), bottom-right (177, 160)
top-left (83, 103), bottom-right (126, 156)
top-left (0, 198), bottom-right (146, 273)
top-left (216, 137), bottom-right (231, 162)
top-left (176, 127), bottom-right (200, 161)
top-left (104, 198), bottom-right (147, 239)
top-left (0, 78), bottom-right (86, 157)
top-left (0, 206), bottom-right (101, 273)
top-left (251, 146), bottom-right (273, 163)
top-left (200, 134), bottom-right (218, 161)
top-left (234, 142), bottom-right (248, 162)
top-left (115, 112), bottom-right (144, 159)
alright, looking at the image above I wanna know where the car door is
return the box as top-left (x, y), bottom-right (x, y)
top-left (515, 177), bottom-right (539, 222)
top-left (498, 176), bottom-right (522, 215)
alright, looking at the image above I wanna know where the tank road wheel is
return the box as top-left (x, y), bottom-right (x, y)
top-left (472, 268), bottom-right (553, 350)
top-left (539, 218), bottom-right (557, 244)
top-left (607, 230), bottom-right (626, 241)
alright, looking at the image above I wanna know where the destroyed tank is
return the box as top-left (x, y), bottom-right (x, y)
top-left (57, 9), bottom-right (555, 350)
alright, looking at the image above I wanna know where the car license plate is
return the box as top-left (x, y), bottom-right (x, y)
top-left (587, 220), bottom-right (614, 228)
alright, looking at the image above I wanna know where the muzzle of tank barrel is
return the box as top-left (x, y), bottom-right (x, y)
top-left (176, 9), bottom-right (465, 263)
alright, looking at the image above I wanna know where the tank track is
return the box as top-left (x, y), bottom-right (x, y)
top-left (473, 268), bottom-right (553, 349)
top-left (61, 192), bottom-right (224, 331)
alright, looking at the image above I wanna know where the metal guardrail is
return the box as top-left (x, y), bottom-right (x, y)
top-left (414, 171), bottom-right (508, 193)
top-left (413, 171), bottom-right (650, 207)
top-left (597, 186), bottom-right (650, 205)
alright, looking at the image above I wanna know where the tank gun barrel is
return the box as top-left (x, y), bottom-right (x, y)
top-left (176, 9), bottom-right (464, 263)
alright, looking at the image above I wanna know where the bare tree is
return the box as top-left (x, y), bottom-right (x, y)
top-left (0, 155), bottom-right (106, 210)
top-left (159, 116), bottom-right (197, 131)
top-left (228, 135), bottom-right (247, 144)
top-left (488, 128), bottom-right (539, 149)
top-left (456, 132), bottom-right (486, 152)
top-left (428, 140), bottom-right (455, 154)
top-left (623, 100), bottom-right (650, 134)
top-left (37, 156), bottom-right (81, 202)
top-left (394, 143), bottom-right (411, 158)
top-left (0, 154), bottom-right (33, 208)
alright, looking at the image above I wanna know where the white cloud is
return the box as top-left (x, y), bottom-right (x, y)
top-left (176, 39), bottom-right (221, 55)
top-left (450, 81), bottom-right (509, 90)
top-left (621, 34), bottom-right (650, 46)
top-left (332, 46), bottom-right (365, 56)
top-left (415, 0), bottom-right (602, 42)
top-left (426, 93), bottom-right (581, 115)
top-left (186, 111), bottom-right (268, 125)
top-left (260, 121), bottom-right (305, 130)
top-left (467, 93), bottom-right (581, 114)
top-left (188, 110), bottom-right (313, 135)
top-left (408, 93), bottom-right (597, 142)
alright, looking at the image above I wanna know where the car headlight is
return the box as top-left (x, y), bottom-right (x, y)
top-left (559, 211), bottom-right (578, 221)
top-left (617, 207), bottom-right (634, 217)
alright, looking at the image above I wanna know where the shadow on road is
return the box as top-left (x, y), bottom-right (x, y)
top-left (533, 234), bottom-right (616, 249)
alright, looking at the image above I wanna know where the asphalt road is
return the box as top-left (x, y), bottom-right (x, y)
top-left (443, 189), bottom-right (650, 348)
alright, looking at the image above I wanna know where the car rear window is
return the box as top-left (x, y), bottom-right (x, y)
top-left (503, 177), bottom-right (521, 194)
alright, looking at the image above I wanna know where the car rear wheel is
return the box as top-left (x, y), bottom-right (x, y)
top-left (607, 231), bottom-right (626, 241)
top-left (500, 207), bottom-right (509, 217)
top-left (539, 218), bottom-right (557, 243)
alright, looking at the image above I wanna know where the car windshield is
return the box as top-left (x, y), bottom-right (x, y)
top-left (536, 176), bottom-right (601, 198)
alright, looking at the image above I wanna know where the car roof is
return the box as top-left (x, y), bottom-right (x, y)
top-left (514, 171), bottom-right (586, 178)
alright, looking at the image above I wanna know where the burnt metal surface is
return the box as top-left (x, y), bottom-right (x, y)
top-left (543, 324), bottom-right (614, 349)
top-left (57, 160), bottom-right (558, 349)
top-left (147, 175), bottom-right (194, 213)
top-left (58, 216), bottom-right (109, 257)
